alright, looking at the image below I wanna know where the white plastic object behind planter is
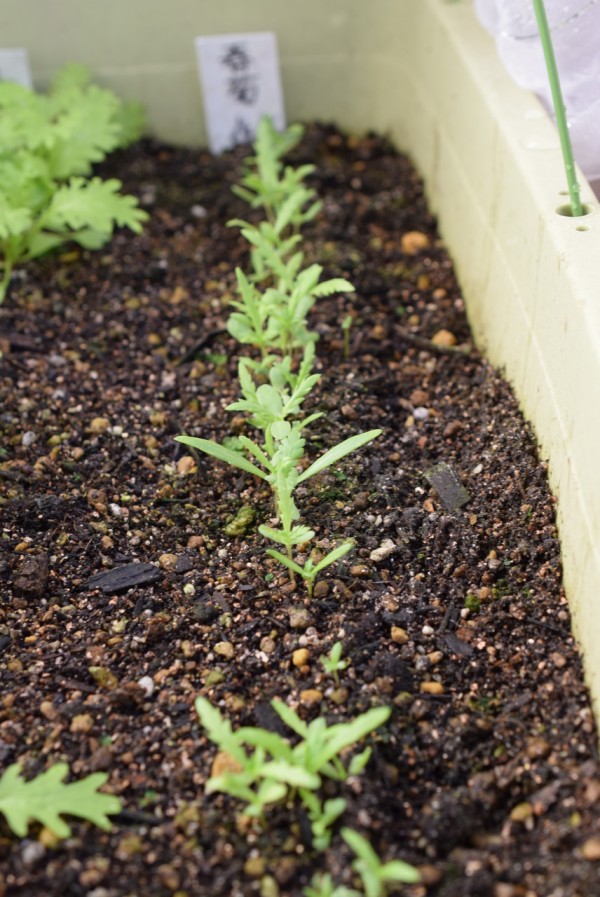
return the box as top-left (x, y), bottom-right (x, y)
top-left (475, 0), bottom-right (600, 181)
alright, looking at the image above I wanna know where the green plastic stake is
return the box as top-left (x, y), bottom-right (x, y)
top-left (532, 0), bottom-right (582, 217)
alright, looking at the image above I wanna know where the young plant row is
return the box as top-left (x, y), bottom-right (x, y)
top-left (0, 645), bottom-right (419, 894)
top-left (177, 117), bottom-right (381, 594)
top-left (177, 123), bottom-right (418, 892)
top-left (0, 63), bottom-right (148, 304)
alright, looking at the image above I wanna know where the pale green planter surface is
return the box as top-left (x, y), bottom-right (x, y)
top-left (3, 0), bottom-right (600, 714)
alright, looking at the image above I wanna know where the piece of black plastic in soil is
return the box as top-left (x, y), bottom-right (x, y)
top-left (424, 461), bottom-right (470, 511)
top-left (442, 631), bottom-right (475, 657)
top-left (82, 562), bottom-right (162, 593)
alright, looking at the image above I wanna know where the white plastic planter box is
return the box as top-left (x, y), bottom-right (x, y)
top-left (4, 0), bottom-right (600, 714)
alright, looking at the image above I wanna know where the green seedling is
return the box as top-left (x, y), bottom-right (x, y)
top-left (0, 63), bottom-right (147, 303)
top-left (227, 261), bottom-right (354, 359)
top-left (180, 116), bottom-right (382, 593)
top-left (233, 117), bottom-right (321, 225)
top-left (320, 641), bottom-right (351, 686)
top-left (304, 872), bottom-right (361, 897)
top-left (342, 315), bottom-right (353, 359)
top-left (341, 828), bottom-right (421, 896)
top-left (196, 696), bottom-right (390, 843)
top-left (301, 792), bottom-right (348, 850)
top-left (267, 540), bottom-right (354, 598)
top-left (0, 762), bottom-right (122, 839)
top-left (229, 344), bottom-right (322, 429)
top-left (176, 423), bottom-right (381, 590)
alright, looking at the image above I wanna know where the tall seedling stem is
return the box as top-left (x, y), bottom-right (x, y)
top-left (532, 0), bottom-right (582, 217)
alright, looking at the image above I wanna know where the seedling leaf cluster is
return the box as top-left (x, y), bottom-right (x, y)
top-left (197, 697), bottom-right (390, 848)
top-left (0, 63), bottom-right (148, 303)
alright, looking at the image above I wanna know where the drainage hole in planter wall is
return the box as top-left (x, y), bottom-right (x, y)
top-left (555, 202), bottom-right (593, 221)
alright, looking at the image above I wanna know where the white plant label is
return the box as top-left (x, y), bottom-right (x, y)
top-left (0, 48), bottom-right (32, 88)
top-left (194, 32), bottom-right (285, 154)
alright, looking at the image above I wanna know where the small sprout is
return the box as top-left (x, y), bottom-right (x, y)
top-left (341, 315), bottom-right (353, 359)
top-left (266, 541), bottom-right (354, 598)
top-left (320, 641), bottom-right (351, 686)
top-left (463, 593), bottom-right (481, 613)
top-left (303, 872), bottom-right (361, 897)
top-left (341, 828), bottom-right (421, 897)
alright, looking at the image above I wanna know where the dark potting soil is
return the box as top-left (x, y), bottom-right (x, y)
top-left (0, 125), bottom-right (599, 897)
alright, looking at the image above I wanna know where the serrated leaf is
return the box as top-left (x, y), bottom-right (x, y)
top-left (271, 699), bottom-right (309, 738)
top-left (259, 523), bottom-right (315, 547)
top-left (48, 86), bottom-right (121, 177)
top-left (0, 762), bottom-right (121, 839)
top-left (312, 278), bottom-right (355, 297)
top-left (50, 63), bottom-right (91, 95)
top-left (0, 203), bottom-right (32, 240)
top-left (44, 177), bottom-right (147, 234)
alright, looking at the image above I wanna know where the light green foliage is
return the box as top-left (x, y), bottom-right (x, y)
top-left (0, 63), bottom-right (147, 303)
top-left (266, 541), bottom-right (355, 598)
top-left (0, 762), bottom-right (122, 838)
top-left (320, 641), bottom-right (351, 686)
top-left (232, 117), bottom-right (321, 226)
top-left (196, 697), bottom-right (390, 845)
top-left (176, 424), bottom-right (381, 588)
top-left (341, 828), bottom-right (421, 896)
top-left (227, 252), bottom-right (354, 358)
top-left (304, 872), bottom-right (361, 897)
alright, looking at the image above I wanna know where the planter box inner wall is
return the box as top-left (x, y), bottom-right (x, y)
top-left (4, 0), bottom-right (600, 717)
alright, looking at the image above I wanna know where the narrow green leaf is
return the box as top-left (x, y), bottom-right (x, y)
top-left (259, 761), bottom-right (320, 790)
top-left (379, 860), bottom-right (422, 884)
top-left (271, 699), bottom-right (310, 739)
top-left (311, 541), bottom-right (354, 574)
top-left (265, 548), bottom-right (305, 577)
top-left (175, 435), bottom-right (268, 480)
top-left (298, 430), bottom-right (382, 483)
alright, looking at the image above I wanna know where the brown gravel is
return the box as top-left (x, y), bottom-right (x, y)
top-left (0, 124), bottom-right (599, 897)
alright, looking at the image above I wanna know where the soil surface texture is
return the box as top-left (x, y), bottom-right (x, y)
top-left (1, 125), bottom-right (599, 897)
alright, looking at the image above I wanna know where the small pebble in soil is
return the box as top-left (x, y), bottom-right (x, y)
top-left (214, 641), bottom-right (234, 659)
top-left (292, 648), bottom-right (310, 667)
top-left (370, 539), bottom-right (396, 562)
top-left (87, 416), bottom-right (111, 433)
top-left (401, 230), bottom-right (430, 254)
top-left (138, 675), bottom-right (155, 697)
top-left (159, 553), bottom-right (179, 571)
top-left (300, 689), bottom-right (323, 706)
top-left (431, 328), bottom-right (457, 347)
top-left (581, 837), bottom-right (600, 861)
top-left (289, 607), bottom-right (311, 629)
